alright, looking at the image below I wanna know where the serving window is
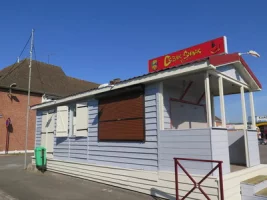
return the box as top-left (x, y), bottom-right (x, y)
top-left (98, 85), bottom-right (145, 141)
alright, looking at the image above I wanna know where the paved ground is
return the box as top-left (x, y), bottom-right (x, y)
top-left (0, 145), bottom-right (267, 200)
top-left (260, 144), bottom-right (267, 164)
top-left (0, 154), bottom-right (159, 200)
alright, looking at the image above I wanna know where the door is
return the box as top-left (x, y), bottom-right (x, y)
top-left (41, 132), bottom-right (54, 153)
top-left (41, 110), bottom-right (55, 153)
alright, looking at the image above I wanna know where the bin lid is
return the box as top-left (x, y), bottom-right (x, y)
top-left (35, 146), bottom-right (46, 150)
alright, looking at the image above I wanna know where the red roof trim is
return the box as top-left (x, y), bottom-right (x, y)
top-left (209, 53), bottom-right (262, 89)
top-left (239, 56), bottom-right (262, 89)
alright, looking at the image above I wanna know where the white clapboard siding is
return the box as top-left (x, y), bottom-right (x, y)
top-left (158, 129), bottom-right (213, 175)
top-left (75, 102), bottom-right (88, 137)
top-left (35, 111), bottom-right (42, 147)
top-left (37, 158), bottom-right (219, 200)
top-left (87, 84), bottom-right (159, 171)
top-left (247, 130), bottom-right (260, 167)
top-left (37, 84), bottom-right (159, 168)
top-left (53, 137), bottom-right (69, 159)
top-left (210, 128), bottom-right (231, 174)
top-left (56, 106), bottom-right (69, 137)
top-left (217, 64), bottom-right (246, 84)
top-left (69, 137), bottom-right (88, 162)
top-left (223, 165), bottom-right (267, 200)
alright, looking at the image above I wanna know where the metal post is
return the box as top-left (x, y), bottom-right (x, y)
top-left (174, 159), bottom-right (179, 200)
top-left (218, 162), bottom-right (224, 200)
top-left (24, 29), bottom-right (34, 169)
top-left (211, 94), bottom-right (215, 127)
top-left (205, 72), bottom-right (212, 127)
top-left (241, 86), bottom-right (250, 167)
top-left (218, 77), bottom-right (226, 128)
top-left (249, 91), bottom-right (256, 130)
top-left (45, 112), bottom-right (48, 151)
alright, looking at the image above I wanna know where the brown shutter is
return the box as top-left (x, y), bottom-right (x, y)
top-left (98, 86), bottom-right (145, 141)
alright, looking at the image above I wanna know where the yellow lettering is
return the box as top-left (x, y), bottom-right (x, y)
top-left (176, 55), bottom-right (182, 60)
top-left (183, 51), bottom-right (190, 60)
top-left (164, 55), bottom-right (172, 67)
top-left (183, 49), bottom-right (202, 60)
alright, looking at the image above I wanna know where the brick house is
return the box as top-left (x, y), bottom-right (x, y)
top-left (0, 59), bottom-right (98, 154)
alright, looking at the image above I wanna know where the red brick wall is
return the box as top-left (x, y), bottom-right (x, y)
top-left (0, 90), bottom-right (41, 152)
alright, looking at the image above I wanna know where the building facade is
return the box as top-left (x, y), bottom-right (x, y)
top-left (0, 59), bottom-right (98, 153)
top-left (32, 38), bottom-right (265, 200)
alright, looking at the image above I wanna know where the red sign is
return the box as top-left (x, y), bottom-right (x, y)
top-left (148, 37), bottom-right (227, 73)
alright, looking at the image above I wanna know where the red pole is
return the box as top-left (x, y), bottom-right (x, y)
top-left (174, 158), bottom-right (179, 200)
top-left (218, 162), bottom-right (224, 200)
top-left (5, 129), bottom-right (9, 154)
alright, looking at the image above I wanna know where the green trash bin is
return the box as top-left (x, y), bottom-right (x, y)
top-left (35, 146), bottom-right (46, 170)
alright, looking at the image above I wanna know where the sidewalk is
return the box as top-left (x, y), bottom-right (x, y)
top-left (0, 155), bottom-right (160, 200)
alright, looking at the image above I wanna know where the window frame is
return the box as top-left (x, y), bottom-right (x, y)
top-left (69, 105), bottom-right (76, 137)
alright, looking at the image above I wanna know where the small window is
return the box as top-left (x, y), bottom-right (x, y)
top-left (75, 102), bottom-right (88, 137)
top-left (56, 106), bottom-right (68, 137)
top-left (69, 105), bottom-right (76, 136)
top-left (41, 110), bottom-right (55, 133)
top-left (69, 102), bottom-right (88, 137)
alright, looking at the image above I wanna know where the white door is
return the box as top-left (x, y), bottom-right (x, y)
top-left (41, 110), bottom-right (55, 153)
top-left (40, 132), bottom-right (54, 153)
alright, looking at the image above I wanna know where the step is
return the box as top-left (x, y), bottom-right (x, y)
top-left (256, 188), bottom-right (267, 197)
top-left (241, 176), bottom-right (267, 200)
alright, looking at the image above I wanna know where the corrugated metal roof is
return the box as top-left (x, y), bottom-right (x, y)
top-left (32, 58), bottom-right (209, 108)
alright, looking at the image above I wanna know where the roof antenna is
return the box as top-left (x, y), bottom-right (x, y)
top-left (48, 53), bottom-right (55, 64)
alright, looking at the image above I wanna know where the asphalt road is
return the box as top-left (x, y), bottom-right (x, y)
top-left (0, 154), bottom-right (160, 200)
top-left (1, 146), bottom-right (267, 200)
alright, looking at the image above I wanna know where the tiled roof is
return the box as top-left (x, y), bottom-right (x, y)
top-left (0, 59), bottom-right (99, 97)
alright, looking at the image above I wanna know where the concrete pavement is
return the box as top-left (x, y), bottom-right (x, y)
top-left (260, 145), bottom-right (267, 164)
top-left (0, 145), bottom-right (266, 200)
top-left (0, 154), bottom-right (160, 200)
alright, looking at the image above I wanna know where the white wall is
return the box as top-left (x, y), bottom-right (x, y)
top-left (228, 130), bottom-right (246, 165)
top-left (163, 83), bottom-right (207, 130)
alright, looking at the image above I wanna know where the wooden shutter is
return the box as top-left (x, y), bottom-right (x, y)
top-left (47, 110), bottom-right (55, 133)
top-left (75, 102), bottom-right (88, 137)
top-left (98, 87), bottom-right (145, 141)
top-left (56, 106), bottom-right (68, 137)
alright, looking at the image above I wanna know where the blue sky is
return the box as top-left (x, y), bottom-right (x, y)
top-left (0, 0), bottom-right (266, 122)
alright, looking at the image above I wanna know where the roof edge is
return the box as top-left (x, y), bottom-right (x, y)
top-left (209, 53), bottom-right (262, 90)
top-left (31, 60), bottom-right (210, 110)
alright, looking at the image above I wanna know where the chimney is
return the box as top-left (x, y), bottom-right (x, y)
top-left (110, 78), bottom-right (121, 85)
